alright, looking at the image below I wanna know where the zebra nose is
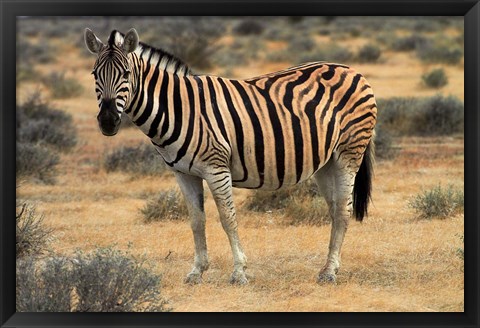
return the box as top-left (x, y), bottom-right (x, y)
top-left (97, 99), bottom-right (121, 136)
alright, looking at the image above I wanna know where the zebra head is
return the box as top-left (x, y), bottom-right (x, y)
top-left (84, 28), bottom-right (139, 136)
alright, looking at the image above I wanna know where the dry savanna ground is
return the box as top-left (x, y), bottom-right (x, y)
top-left (16, 17), bottom-right (464, 312)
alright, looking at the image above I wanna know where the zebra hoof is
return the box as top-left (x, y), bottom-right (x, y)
top-left (184, 272), bottom-right (202, 285)
top-left (229, 271), bottom-right (248, 285)
top-left (317, 272), bottom-right (337, 284)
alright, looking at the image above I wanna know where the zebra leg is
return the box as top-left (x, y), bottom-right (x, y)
top-left (316, 156), bottom-right (356, 284)
top-left (174, 172), bottom-right (209, 284)
top-left (206, 172), bottom-right (248, 285)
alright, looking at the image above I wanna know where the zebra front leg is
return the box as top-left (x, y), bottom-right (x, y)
top-left (174, 172), bottom-right (209, 284)
top-left (206, 172), bottom-right (248, 285)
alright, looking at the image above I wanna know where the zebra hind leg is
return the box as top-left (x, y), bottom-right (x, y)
top-left (206, 172), bottom-right (248, 285)
top-left (174, 172), bottom-right (209, 284)
top-left (314, 155), bottom-right (357, 284)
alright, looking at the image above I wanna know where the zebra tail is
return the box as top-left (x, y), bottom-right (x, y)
top-left (353, 139), bottom-right (375, 222)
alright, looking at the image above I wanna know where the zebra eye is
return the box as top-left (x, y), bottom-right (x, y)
top-left (123, 70), bottom-right (130, 79)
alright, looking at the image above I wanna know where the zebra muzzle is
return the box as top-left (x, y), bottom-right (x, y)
top-left (97, 104), bottom-right (121, 136)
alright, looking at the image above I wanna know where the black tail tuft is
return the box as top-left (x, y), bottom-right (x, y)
top-left (353, 140), bottom-right (374, 221)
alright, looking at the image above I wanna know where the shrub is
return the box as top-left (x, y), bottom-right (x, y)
top-left (104, 143), bottom-right (166, 175)
top-left (377, 95), bottom-right (464, 136)
top-left (17, 95), bottom-right (77, 151)
top-left (410, 95), bottom-right (464, 136)
top-left (422, 68), bottom-right (448, 88)
top-left (390, 34), bottom-right (428, 51)
top-left (17, 39), bottom-right (55, 64)
top-left (16, 247), bottom-right (168, 312)
top-left (416, 41), bottom-right (463, 64)
top-left (73, 247), bottom-right (167, 312)
top-left (43, 72), bottom-right (84, 99)
top-left (16, 256), bottom-right (74, 312)
top-left (232, 19), bottom-right (264, 36)
top-left (408, 185), bottom-right (464, 220)
top-left (356, 44), bottom-right (381, 63)
top-left (141, 190), bottom-right (189, 223)
top-left (146, 18), bottom-right (224, 71)
top-left (16, 202), bottom-right (54, 258)
top-left (16, 142), bottom-right (60, 184)
top-left (374, 124), bottom-right (397, 160)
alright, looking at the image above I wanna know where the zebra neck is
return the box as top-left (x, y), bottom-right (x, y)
top-left (127, 69), bottom-right (184, 144)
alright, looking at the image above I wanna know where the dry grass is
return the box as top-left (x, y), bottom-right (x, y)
top-left (16, 23), bottom-right (464, 312)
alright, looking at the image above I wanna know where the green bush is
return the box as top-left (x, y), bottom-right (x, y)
top-left (356, 44), bottom-right (381, 63)
top-left (43, 72), bottom-right (84, 99)
top-left (422, 68), bottom-right (448, 88)
top-left (141, 190), bottom-right (189, 223)
top-left (408, 185), bottom-right (464, 220)
top-left (16, 247), bottom-right (168, 312)
top-left (104, 143), bottom-right (166, 175)
top-left (16, 202), bottom-right (54, 258)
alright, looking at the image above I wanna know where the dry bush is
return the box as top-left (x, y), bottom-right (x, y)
top-left (43, 72), bottom-right (84, 99)
top-left (17, 94), bottom-right (77, 151)
top-left (104, 143), bottom-right (166, 175)
top-left (390, 34), bottom-right (429, 51)
top-left (16, 256), bottom-right (74, 312)
top-left (416, 40), bottom-right (463, 64)
top-left (377, 95), bottom-right (463, 136)
top-left (232, 19), bottom-right (265, 36)
top-left (141, 190), bottom-right (189, 223)
top-left (16, 247), bottom-right (169, 312)
top-left (16, 202), bottom-right (54, 258)
top-left (356, 44), bottom-right (381, 63)
top-left (73, 247), bottom-right (168, 312)
top-left (284, 198), bottom-right (330, 226)
top-left (374, 124), bottom-right (397, 160)
top-left (408, 185), bottom-right (464, 220)
top-left (16, 142), bottom-right (60, 184)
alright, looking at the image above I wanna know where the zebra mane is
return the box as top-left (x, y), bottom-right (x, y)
top-left (108, 30), bottom-right (191, 77)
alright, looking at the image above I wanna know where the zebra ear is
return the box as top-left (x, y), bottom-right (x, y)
top-left (123, 28), bottom-right (139, 53)
top-left (84, 28), bottom-right (103, 54)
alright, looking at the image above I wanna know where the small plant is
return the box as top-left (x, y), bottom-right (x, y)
top-left (16, 202), bottom-right (54, 258)
top-left (104, 143), bottom-right (166, 175)
top-left (422, 68), bottom-right (448, 88)
top-left (43, 72), bottom-right (84, 99)
top-left (408, 185), bottom-right (464, 220)
top-left (356, 44), bottom-right (381, 63)
top-left (141, 190), bottom-right (189, 223)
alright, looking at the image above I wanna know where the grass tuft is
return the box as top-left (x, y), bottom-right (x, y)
top-left (141, 190), bottom-right (189, 223)
top-left (422, 68), bottom-right (448, 89)
top-left (104, 144), bottom-right (167, 176)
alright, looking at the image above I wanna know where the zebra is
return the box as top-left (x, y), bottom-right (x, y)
top-left (85, 28), bottom-right (377, 285)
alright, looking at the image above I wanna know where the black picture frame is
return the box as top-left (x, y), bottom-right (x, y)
top-left (1, 1), bottom-right (478, 327)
